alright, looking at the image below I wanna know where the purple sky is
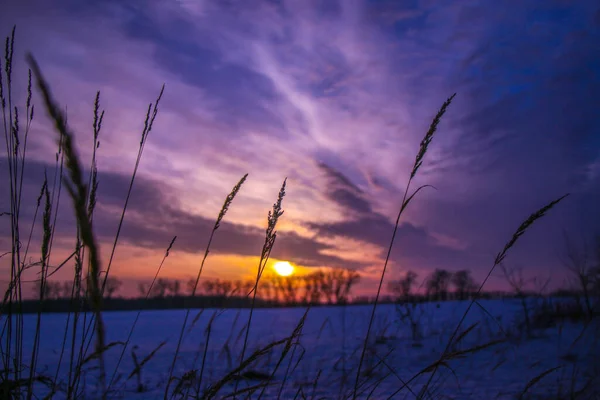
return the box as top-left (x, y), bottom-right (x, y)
top-left (1, 0), bottom-right (599, 296)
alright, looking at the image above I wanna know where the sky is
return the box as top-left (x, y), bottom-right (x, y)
top-left (1, 0), bottom-right (599, 297)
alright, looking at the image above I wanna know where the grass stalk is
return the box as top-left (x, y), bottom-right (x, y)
top-left (26, 177), bottom-right (50, 399)
top-left (164, 174), bottom-right (248, 398)
top-left (108, 235), bottom-right (177, 391)
top-left (101, 85), bottom-right (164, 293)
top-left (27, 53), bottom-right (109, 399)
top-left (417, 194), bottom-right (569, 398)
top-left (353, 94), bottom-right (456, 398)
top-left (234, 179), bottom-right (286, 399)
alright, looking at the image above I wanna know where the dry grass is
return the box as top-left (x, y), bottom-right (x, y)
top-left (353, 93), bottom-right (456, 398)
top-left (166, 174), bottom-right (248, 397)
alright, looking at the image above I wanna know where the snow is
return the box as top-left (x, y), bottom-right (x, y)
top-left (5, 299), bottom-right (599, 399)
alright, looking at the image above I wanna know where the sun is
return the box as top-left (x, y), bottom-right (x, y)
top-left (273, 261), bottom-right (294, 277)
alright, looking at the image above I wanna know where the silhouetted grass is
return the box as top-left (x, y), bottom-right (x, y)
top-left (28, 52), bottom-right (109, 398)
top-left (353, 93), bottom-right (455, 398)
top-left (165, 174), bottom-right (248, 398)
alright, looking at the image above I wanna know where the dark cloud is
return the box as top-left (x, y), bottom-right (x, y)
top-left (449, 1), bottom-right (599, 165)
top-left (0, 157), bottom-right (365, 269)
top-left (317, 162), bottom-right (373, 215)
top-left (362, 0), bottom-right (600, 279)
top-left (310, 162), bottom-right (473, 270)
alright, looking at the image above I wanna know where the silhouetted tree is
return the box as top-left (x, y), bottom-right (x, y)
top-left (202, 280), bottom-right (215, 296)
top-left (138, 282), bottom-right (148, 297)
top-left (186, 278), bottom-right (196, 296)
top-left (198, 279), bottom-right (234, 296)
top-left (308, 271), bottom-right (325, 303)
top-left (320, 271), bottom-right (335, 304)
top-left (388, 270), bottom-right (417, 299)
top-left (243, 280), bottom-right (254, 296)
top-left (285, 276), bottom-right (301, 304)
top-left (560, 231), bottom-right (597, 318)
top-left (300, 272), bottom-right (320, 304)
top-left (79, 275), bottom-right (91, 297)
top-left (33, 279), bottom-right (50, 299)
top-left (233, 280), bottom-right (244, 296)
top-left (451, 270), bottom-right (476, 300)
top-left (426, 269), bottom-right (451, 301)
top-left (270, 277), bottom-right (282, 302)
top-left (233, 280), bottom-right (254, 297)
top-left (151, 278), bottom-right (170, 298)
top-left (168, 279), bottom-right (181, 297)
top-left (501, 263), bottom-right (533, 336)
top-left (270, 275), bottom-right (300, 304)
top-left (62, 281), bottom-right (73, 298)
top-left (258, 280), bottom-right (274, 302)
top-left (331, 268), bottom-right (361, 304)
top-left (104, 276), bottom-right (122, 299)
top-left (388, 271), bottom-right (422, 340)
top-left (215, 279), bottom-right (233, 296)
top-left (260, 269), bottom-right (361, 305)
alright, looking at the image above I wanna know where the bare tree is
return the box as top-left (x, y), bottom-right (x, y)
top-left (332, 268), bottom-right (361, 304)
top-left (270, 278), bottom-right (282, 303)
top-left (426, 269), bottom-right (451, 301)
top-left (62, 281), bottom-right (73, 298)
top-left (388, 271), bottom-right (417, 299)
top-left (169, 279), bottom-right (181, 297)
top-left (501, 263), bottom-right (533, 336)
top-left (258, 280), bottom-right (274, 302)
top-left (214, 279), bottom-right (233, 296)
top-left (262, 269), bottom-right (362, 306)
top-left (320, 271), bottom-right (335, 304)
top-left (79, 274), bottom-right (91, 297)
top-left (186, 278), bottom-right (194, 296)
top-left (150, 278), bottom-right (170, 298)
top-left (104, 276), bottom-right (122, 299)
top-left (233, 280), bottom-right (254, 297)
top-left (202, 280), bottom-right (216, 296)
top-left (242, 280), bottom-right (254, 297)
top-left (32, 279), bottom-right (51, 299)
top-left (35, 281), bottom-right (63, 299)
top-left (138, 282), bottom-right (148, 298)
top-left (451, 270), bottom-right (477, 300)
top-left (269, 275), bottom-right (300, 305)
top-left (388, 270), bottom-right (422, 340)
top-left (301, 274), bottom-right (316, 304)
top-left (561, 231), bottom-right (596, 318)
top-left (307, 271), bottom-right (325, 304)
top-left (233, 280), bottom-right (244, 296)
top-left (283, 276), bottom-right (300, 304)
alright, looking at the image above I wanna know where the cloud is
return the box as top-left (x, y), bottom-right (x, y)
top-left (0, 158), bottom-right (366, 272)
top-left (317, 162), bottom-right (373, 215)
top-left (1, 0), bottom-right (599, 290)
top-left (307, 162), bottom-right (478, 273)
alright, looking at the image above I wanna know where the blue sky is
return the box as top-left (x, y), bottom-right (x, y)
top-left (1, 0), bottom-right (599, 295)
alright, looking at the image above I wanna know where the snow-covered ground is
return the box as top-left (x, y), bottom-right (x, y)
top-left (6, 299), bottom-right (600, 399)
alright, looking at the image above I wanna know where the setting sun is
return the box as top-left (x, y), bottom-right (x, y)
top-left (273, 261), bottom-right (294, 277)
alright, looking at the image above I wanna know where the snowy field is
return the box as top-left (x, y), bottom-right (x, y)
top-left (7, 299), bottom-right (600, 399)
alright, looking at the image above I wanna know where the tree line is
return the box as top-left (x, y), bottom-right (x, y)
top-left (32, 267), bottom-right (362, 306)
top-left (388, 268), bottom-right (479, 302)
top-left (30, 267), bottom-right (531, 304)
top-left (31, 261), bottom-right (600, 313)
